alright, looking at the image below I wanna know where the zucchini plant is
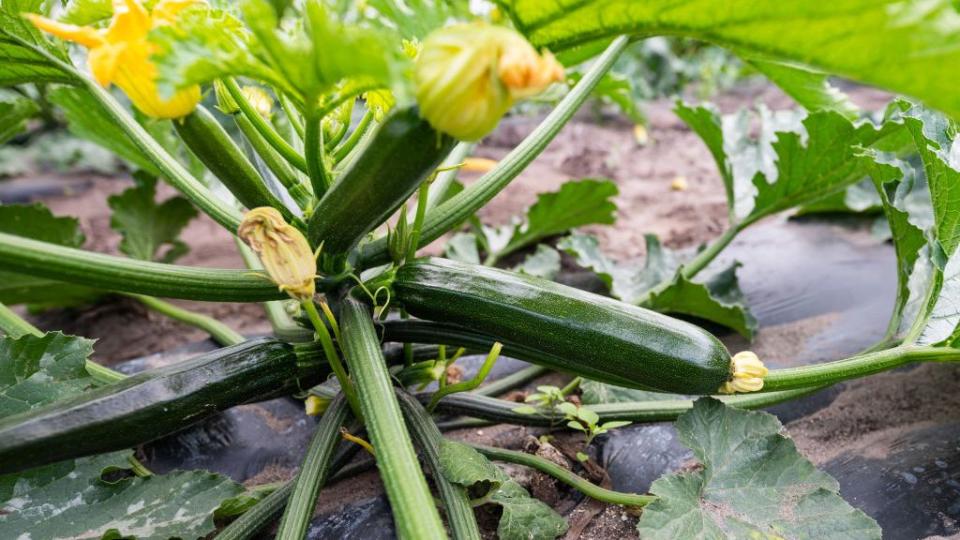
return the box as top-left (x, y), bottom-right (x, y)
top-left (1, 0), bottom-right (960, 538)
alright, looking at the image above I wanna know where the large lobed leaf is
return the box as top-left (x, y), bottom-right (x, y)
top-left (636, 398), bottom-right (880, 539)
top-left (439, 439), bottom-right (568, 540)
top-left (0, 89), bottom-right (39, 144)
top-left (0, 332), bottom-right (245, 539)
top-left (107, 173), bottom-right (198, 263)
top-left (0, 450), bottom-right (243, 540)
top-left (498, 0), bottom-right (960, 119)
top-left (0, 0), bottom-right (77, 87)
top-left (558, 233), bottom-right (756, 338)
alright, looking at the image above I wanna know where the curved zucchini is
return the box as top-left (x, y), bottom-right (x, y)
top-left (0, 338), bottom-right (327, 474)
top-left (176, 105), bottom-right (296, 222)
top-left (307, 106), bottom-right (455, 254)
top-left (393, 258), bottom-right (732, 395)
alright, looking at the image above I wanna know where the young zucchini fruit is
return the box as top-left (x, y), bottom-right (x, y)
top-left (393, 258), bottom-right (735, 395)
top-left (307, 106), bottom-right (455, 254)
top-left (0, 338), bottom-right (326, 474)
top-left (175, 105), bottom-right (297, 223)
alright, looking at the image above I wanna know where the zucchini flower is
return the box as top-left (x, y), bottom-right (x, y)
top-left (28, 0), bottom-right (201, 119)
top-left (415, 23), bottom-right (564, 141)
top-left (719, 351), bottom-right (768, 394)
top-left (238, 207), bottom-right (317, 301)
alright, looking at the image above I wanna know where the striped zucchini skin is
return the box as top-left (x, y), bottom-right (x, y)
top-left (307, 106), bottom-right (455, 254)
top-left (0, 338), bottom-right (325, 474)
top-left (393, 258), bottom-right (731, 395)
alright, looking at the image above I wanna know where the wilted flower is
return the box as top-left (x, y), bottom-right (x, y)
top-left (415, 23), bottom-right (563, 141)
top-left (28, 0), bottom-right (201, 119)
top-left (238, 207), bottom-right (317, 301)
top-left (719, 351), bottom-right (768, 394)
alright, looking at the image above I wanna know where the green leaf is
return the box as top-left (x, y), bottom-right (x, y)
top-left (646, 262), bottom-right (757, 339)
top-left (0, 204), bottom-right (100, 307)
top-left (0, 0), bottom-right (77, 86)
top-left (795, 179), bottom-right (883, 216)
top-left (444, 232), bottom-right (481, 265)
top-left (108, 174), bottom-right (198, 263)
top-left (559, 233), bottom-right (756, 337)
top-left (0, 451), bottom-right (244, 540)
top-left (0, 89), bottom-right (39, 144)
top-left (576, 71), bottom-right (645, 124)
top-left (61, 0), bottom-right (112, 25)
top-left (636, 398), bottom-right (880, 539)
top-left (47, 87), bottom-right (160, 176)
top-left (439, 440), bottom-right (567, 539)
top-left (505, 179), bottom-right (618, 256)
top-left (511, 244), bottom-right (561, 280)
top-left (439, 439), bottom-right (506, 497)
top-left (749, 60), bottom-right (858, 120)
top-left (899, 104), bottom-right (960, 260)
top-left (500, 0), bottom-right (960, 120)
top-left (0, 332), bottom-right (95, 417)
top-left (493, 479), bottom-right (568, 540)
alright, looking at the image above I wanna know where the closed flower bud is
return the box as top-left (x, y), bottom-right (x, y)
top-left (238, 207), bottom-right (317, 301)
top-left (415, 23), bottom-right (563, 141)
top-left (719, 351), bottom-right (768, 394)
top-left (29, 0), bottom-right (201, 119)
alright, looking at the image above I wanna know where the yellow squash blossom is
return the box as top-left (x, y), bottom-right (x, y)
top-left (28, 0), bottom-right (201, 119)
top-left (415, 22), bottom-right (564, 141)
top-left (238, 207), bottom-right (317, 301)
top-left (719, 351), bottom-right (768, 394)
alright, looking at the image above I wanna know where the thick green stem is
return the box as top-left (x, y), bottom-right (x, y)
top-left (305, 113), bottom-right (333, 197)
top-left (473, 365), bottom-right (550, 397)
top-left (0, 232), bottom-right (285, 302)
top-left (762, 345), bottom-right (960, 391)
top-left (235, 114), bottom-right (313, 210)
top-left (397, 391), bottom-right (482, 540)
top-left (0, 301), bottom-right (41, 338)
top-left (426, 387), bottom-right (824, 426)
top-left (359, 36), bottom-right (630, 267)
top-left (340, 298), bottom-right (447, 540)
top-left (332, 110), bottom-right (374, 163)
top-left (224, 78), bottom-right (308, 173)
top-left (276, 394), bottom-right (350, 540)
top-left (424, 142), bottom-right (474, 212)
top-left (82, 82), bottom-right (242, 231)
top-left (127, 294), bottom-right (244, 346)
top-left (303, 300), bottom-right (361, 418)
top-left (277, 91), bottom-right (306, 139)
top-left (471, 444), bottom-right (655, 507)
top-left (427, 343), bottom-right (502, 411)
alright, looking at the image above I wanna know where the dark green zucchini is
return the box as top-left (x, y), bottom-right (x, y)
top-left (175, 105), bottom-right (296, 222)
top-left (0, 338), bottom-right (327, 474)
top-left (393, 257), bottom-right (732, 395)
top-left (307, 106), bottom-right (455, 254)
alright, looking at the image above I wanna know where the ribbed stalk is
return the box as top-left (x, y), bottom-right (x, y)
top-left (359, 36), bottom-right (630, 267)
top-left (0, 301), bottom-right (41, 338)
top-left (174, 105), bottom-right (296, 222)
top-left (275, 394), bottom-right (351, 540)
top-left (426, 387), bottom-right (824, 426)
top-left (235, 113), bottom-right (314, 210)
top-left (0, 232), bottom-right (286, 302)
top-left (332, 109), bottom-right (374, 163)
top-left (223, 78), bottom-right (307, 173)
top-left (82, 81), bottom-right (242, 231)
top-left (397, 391), bottom-right (481, 540)
top-left (216, 439), bottom-right (360, 540)
top-left (339, 298), bottom-right (446, 540)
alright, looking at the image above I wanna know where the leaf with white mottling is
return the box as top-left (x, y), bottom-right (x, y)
top-left (0, 332), bottom-right (95, 417)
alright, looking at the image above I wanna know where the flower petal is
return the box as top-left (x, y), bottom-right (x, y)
top-left (26, 14), bottom-right (104, 48)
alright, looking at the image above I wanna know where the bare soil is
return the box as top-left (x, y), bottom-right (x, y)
top-left (4, 81), bottom-right (936, 538)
